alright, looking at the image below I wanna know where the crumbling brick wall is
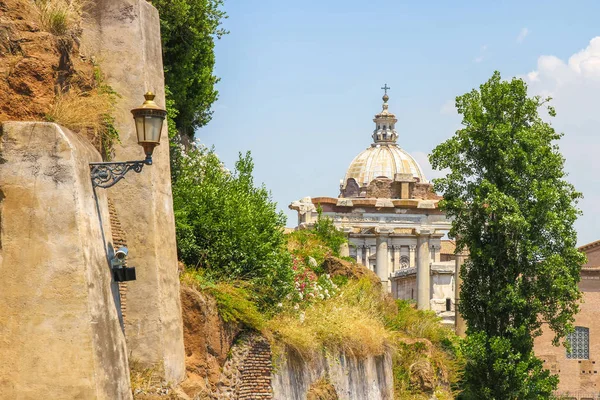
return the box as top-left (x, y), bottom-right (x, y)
top-left (108, 199), bottom-right (128, 323)
top-left (214, 333), bottom-right (273, 400)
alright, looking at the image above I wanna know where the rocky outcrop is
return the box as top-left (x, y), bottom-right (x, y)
top-left (180, 286), bottom-right (273, 399)
top-left (0, 0), bottom-right (95, 122)
top-left (322, 256), bottom-right (381, 287)
top-left (180, 286), bottom-right (241, 396)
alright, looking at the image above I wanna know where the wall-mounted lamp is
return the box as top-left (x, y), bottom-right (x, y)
top-left (90, 92), bottom-right (167, 189)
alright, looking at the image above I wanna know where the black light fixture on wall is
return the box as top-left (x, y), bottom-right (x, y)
top-left (90, 92), bottom-right (167, 189)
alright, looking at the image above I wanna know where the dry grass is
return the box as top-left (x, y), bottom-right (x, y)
top-left (34, 0), bottom-right (87, 35)
top-left (46, 88), bottom-right (118, 157)
top-left (267, 279), bottom-right (394, 359)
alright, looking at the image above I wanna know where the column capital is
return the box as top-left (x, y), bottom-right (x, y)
top-left (375, 226), bottom-right (394, 235)
top-left (409, 244), bottom-right (417, 251)
top-left (415, 227), bottom-right (434, 236)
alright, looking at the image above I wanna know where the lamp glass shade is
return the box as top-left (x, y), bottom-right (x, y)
top-left (135, 113), bottom-right (164, 145)
top-left (131, 92), bottom-right (167, 157)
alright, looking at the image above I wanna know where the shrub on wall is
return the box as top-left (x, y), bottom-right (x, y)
top-left (173, 144), bottom-right (293, 303)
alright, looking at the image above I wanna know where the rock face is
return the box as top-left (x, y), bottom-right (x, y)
top-left (81, 0), bottom-right (186, 382)
top-left (180, 286), bottom-right (241, 396)
top-left (272, 348), bottom-right (394, 400)
top-left (0, 0), bottom-right (95, 122)
top-left (0, 122), bottom-right (131, 399)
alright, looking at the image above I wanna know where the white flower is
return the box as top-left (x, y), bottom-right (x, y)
top-left (299, 312), bottom-right (305, 323)
top-left (277, 303), bottom-right (283, 308)
top-left (294, 304), bottom-right (300, 310)
top-left (298, 292), bottom-right (303, 300)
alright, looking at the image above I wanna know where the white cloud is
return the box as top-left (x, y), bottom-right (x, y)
top-left (517, 27), bottom-right (529, 44)
top-left (524, 37), bottom-right (600, 245)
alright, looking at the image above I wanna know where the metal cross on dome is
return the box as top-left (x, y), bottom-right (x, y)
top-left (381, 83), bottom-right (390, 95)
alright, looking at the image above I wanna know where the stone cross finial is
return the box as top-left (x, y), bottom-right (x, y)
top-left (381, 84), bottom-right (390, 95)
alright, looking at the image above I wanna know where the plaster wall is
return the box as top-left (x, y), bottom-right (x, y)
top-left (81, 0), bottom-right (185, 381)
top-left (0, 122), bottom-right (131, 399)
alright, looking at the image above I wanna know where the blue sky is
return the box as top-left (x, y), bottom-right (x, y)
top-left (197, 0), bottom-right (600, 246)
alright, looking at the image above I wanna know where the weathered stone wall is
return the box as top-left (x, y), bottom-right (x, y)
top-left (81, 0), bottom-right (185, 382)
top-left (0, 122), bottom-right (131, 399)
top-left (272, 348), bottom-right (394, 400)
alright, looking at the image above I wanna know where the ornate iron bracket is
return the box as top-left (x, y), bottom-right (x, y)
top-left (90, 157), bottom-right (151, 189)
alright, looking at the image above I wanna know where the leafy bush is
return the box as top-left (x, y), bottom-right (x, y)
top-left (173, 145), bottom-right (293, 304)
top-left (312, 206), bottom-right (348, 257)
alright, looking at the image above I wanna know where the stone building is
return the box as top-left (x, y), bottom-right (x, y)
top-left (290, 90), bottom-right (455, 324)
top-left (534, 240), bottom-right (600, 399)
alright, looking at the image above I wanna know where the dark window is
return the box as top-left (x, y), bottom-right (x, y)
top-left (411, 288), bottom-right (414, 300)
top-left (446, 298), bottom-right (452, 312)
top-left (566, 326), bottom-right (589, 359)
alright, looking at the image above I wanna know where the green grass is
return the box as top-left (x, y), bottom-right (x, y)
top-left (181, 269), bottom-right (265, 331)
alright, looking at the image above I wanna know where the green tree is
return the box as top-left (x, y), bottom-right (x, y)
top-left (430, 71), bottom-right (585, 399)
top-left (153, 0), bottom-right (227, 137)
top-left (173, 144), bottom-right (292, 303)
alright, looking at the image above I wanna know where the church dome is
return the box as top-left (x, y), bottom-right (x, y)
top-left (343, 144), bottom-right (426, 186)
top-left (342, 88), bottom-right (427, 188)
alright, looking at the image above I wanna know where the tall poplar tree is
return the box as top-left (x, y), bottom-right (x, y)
top-left (430, 72), bottom-right (585, 399)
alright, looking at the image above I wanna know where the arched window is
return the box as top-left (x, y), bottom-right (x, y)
top-left (566, 326), bottom-right (589, 359)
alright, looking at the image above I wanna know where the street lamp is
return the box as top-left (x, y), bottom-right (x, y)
top-left (90, 92), bottom-right (167, 189)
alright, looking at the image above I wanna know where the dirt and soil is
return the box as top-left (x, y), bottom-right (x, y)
top-left (0, 0), bottom-right (94, 122)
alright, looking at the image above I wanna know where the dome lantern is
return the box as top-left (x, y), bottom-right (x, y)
top-left (341, 85), bottom-right (427, 191)
top-left (372, 84), bottom-right (399, 144)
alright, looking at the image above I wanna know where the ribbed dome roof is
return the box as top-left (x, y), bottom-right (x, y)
top-left (342, 88), bottom-right (427, 188)
top-left (343, 144), bottom-right (426, 186)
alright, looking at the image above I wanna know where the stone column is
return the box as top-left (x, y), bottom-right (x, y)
top-left (82, 0), bottom-right (185, 381)
top-left (376, 236), bottom-right (389, 289)
top-left (356, 245), bottom-right (363, 265)
top-left (394, 246), bottom-right (401, 271)
top-left (365, 245), bottom-right (371, 270)
top-left (417, 233), bottom-right (431, 310)
top-left (409, 245), bottom-right (416, 268)
top-left (455, 252), bottom-right (467, 337)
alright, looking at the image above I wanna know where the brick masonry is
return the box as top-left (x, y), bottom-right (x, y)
top-left (108, 199), bottom-right (128, 323)
top-left (214, 333), bottom-right (273, 400)
top-left (534, 242), bottom-right (600, 399)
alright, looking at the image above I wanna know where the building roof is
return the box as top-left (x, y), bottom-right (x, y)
top-left (578, 239), bottom-right (600, 252)
top-left (342, 92), bottom-right (427, 188)
top-left (440, 240), bottom-right (456, 255)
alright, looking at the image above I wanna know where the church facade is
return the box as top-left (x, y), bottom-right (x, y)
top-left (290, 90), bottom-right (455, 325)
